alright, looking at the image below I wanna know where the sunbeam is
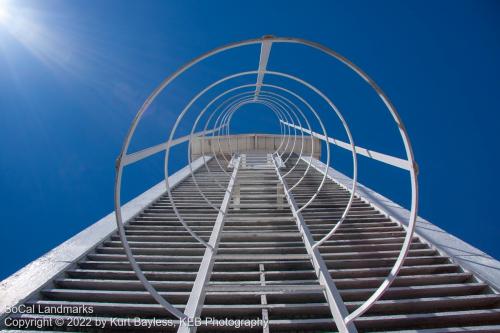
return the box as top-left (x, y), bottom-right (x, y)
top-left (0, 1), bottom-right (77, 74)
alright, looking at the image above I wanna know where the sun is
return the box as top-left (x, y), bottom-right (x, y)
top-left (0, 2), bottom-right (10, 24)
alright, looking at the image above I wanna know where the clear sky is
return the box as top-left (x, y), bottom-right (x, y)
top-left (0, 0), bottom-right (499, 280)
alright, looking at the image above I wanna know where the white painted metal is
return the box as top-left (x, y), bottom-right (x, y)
top-left (11, 35), bottom-right (500, 330)
top-left (3, 154), bottom-right (206, 322)
top-left (254, 39), bottom-right (273, 99)
top-left (193, 135), bottom-right (319, 159)
top-left (259, 264), bottom-right (270, 333)
top-left (276, 182), bottom-right (284, 209)
top-left (258, 71), bottom-right (358, 249)
top-left (165, 77), bottom-right (330, 216)
top-left (262, 71), bottom-right (355, 215)
top-left (223, 90), bottom-right (308, 168)
top-left (115, 36), bottom-right (419, 324)
top-left (192, 84), bottom-right (313, 184)
top-left (178, 157), bottom-right (241, 333)
top-left (222, 95), bottom-right (294, 162)
top-left (271, 155), bottom-right (357, 333)
top-left (184, 84), bottom-right (293, 177)
top-left (122, 128), bottom-right (221, 166)
top-left (210, 94), bottom-right (292, 170)
top-left (186, 87), bottom-right (295, 211)
top-left (300, 155), bottom-right (417, 324)
top-left (283, 121), bottom-right (411, 171)
top-left (6, 154), bottom-right (500, 331)
top-left (302, 155), bottom-right (500, 292)
top-left (233, 180), bottom-right (240, 210)
top-left (169, 71), bottom-right (343, 215)
top-left (0, 156), bottom-right (211, 318)
top-left (206, 88), bottom-right (311, 177)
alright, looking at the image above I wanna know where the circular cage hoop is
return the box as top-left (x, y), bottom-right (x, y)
top-left (199, 92), bottom-right (306, 181)
top-left (194, 91), bottom-right (295, 188)
top-left (198, 91), bottom-right (313, 199)
top-left (185, 84), bottom-right (327, 210)
top-left (189, 95), bottom-right (296, 206)
top-left (114, 36), bottom-right (419, 327)
top-left (185, 86), bottom-right (304, 209)
top-left (164, 70), bottom-right (356, 222)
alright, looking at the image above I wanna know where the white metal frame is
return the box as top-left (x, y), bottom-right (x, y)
top-left (303, 155), bottom-right (500, 293)
top-left (271, 155), bottom-right (357, 333)
top-left (0, 155), bottom-right (211, 318)
top-left (114, 36), bottom-right (419, 331)
top-left (179, 157), bottom-right (241, 333)
top-left (282, 121), bottom-right (411, 171)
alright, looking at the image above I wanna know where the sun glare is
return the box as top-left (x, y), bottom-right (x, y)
top-left (0, 5), bottom-right (10, 24)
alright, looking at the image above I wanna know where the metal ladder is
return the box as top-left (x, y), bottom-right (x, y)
top-left (4, 156), bottom-right (500, 332)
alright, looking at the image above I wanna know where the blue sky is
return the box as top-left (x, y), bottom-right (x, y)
top-left (0, 0), bottom-right (499, 280)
